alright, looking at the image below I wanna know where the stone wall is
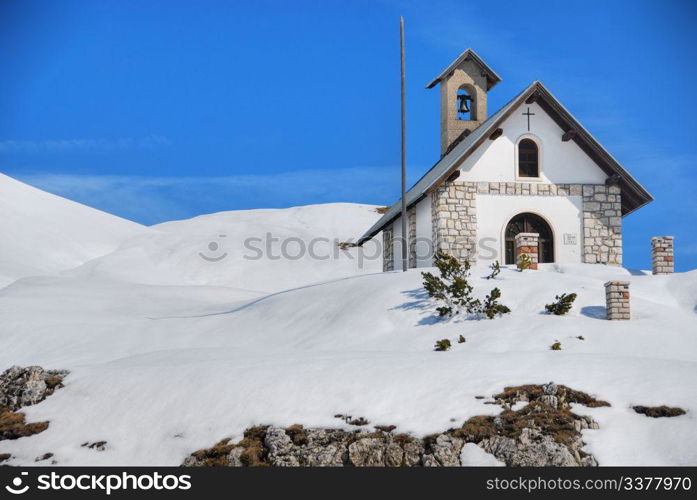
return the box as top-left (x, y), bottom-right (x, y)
top-left (384, 181), bottom-right (623, 271)
top-left (444, 181), bottom-right (622, 265)
top-left (582, 184), bottom-right (622, 266)
top-left (382, 224), bottom-right (394, 272)
top-left (431, 181), bottom-right (478, 263)
top-left (408, 207), bottom-right (417, 269)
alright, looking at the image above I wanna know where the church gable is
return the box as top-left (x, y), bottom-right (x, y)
top-left (458, 100), bottom-right (609, 185)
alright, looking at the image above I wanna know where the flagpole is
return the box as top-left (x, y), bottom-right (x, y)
top-left (400, 16), bottom-right (408, 272)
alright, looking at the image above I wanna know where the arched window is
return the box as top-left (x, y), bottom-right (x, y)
top-left (456, 87), bottom-right (473, 120)
top-left (518, 139), bottom-right (539, 177)
top-left (504, 213), bottom-right (554, 264)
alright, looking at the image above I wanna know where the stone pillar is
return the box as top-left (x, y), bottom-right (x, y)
top-left (604, 281), bottom-right (630, 320)
top-left (582, 184), bottom-right (623, 265)
top-left (651, 236), bottom-right (674, 275)
top-left (514, 233), bottom-right (539, 270)
top-left (382, 224), bottom-right (394, 272)
top-left (408, 207), bottom-right (417, 269)
top-left (431, 181), bottom-right (478, 263)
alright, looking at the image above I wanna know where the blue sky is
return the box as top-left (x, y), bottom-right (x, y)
top-left (1, 0), bottom-right (696, 271)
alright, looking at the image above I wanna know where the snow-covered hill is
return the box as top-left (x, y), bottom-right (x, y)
top-left (70, 203), bottom-right (383, 293)
top-left (0, 174), bottom-right (143, 287)
top-left (0, 176), bottom-right (695, 466)
top-left (0, 263), bottom-right (695, 466)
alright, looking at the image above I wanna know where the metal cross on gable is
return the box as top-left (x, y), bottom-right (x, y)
top-left (522, 107), bottom-right (535, 131)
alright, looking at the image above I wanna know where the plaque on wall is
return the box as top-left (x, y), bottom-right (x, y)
top-left (563, 233), bottom-right (577, 245)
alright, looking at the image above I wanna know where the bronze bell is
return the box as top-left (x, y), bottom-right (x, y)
top-left (457, 93), bottom-right (472, 114)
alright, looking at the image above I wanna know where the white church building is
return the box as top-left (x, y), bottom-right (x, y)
top-left (358, 49), bottom-right (652, 270)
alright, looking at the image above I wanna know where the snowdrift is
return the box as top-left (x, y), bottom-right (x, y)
top-left (0, 174), bottom-right (143, 287)
top-left (70, 203), bottom-right (383, 293)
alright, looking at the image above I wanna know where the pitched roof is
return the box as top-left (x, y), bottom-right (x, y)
top-left (357, 81), bottom-right (653, 245)
top-left (425, 48), bottom-right (502, 91)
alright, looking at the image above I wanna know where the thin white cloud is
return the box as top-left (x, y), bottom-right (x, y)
top-left (11, 167), bottom-right (410, 225)
top-left (0, 135), bottom-right (171, 153)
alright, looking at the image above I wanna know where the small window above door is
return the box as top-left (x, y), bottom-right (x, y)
top-left (517, 138), bottom-right (540, 178)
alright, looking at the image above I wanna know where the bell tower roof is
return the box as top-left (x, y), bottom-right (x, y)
top-left (425, 48), bottom-right (501, 90)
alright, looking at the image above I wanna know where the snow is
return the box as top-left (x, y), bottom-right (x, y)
top-left (0, 175), bottom-right (695, 466)
top-left (0, 174), bottom-right (143, 287)
top-left (70, 203), bottom-right (383, 293)
top-left (460, 443), bottom-right (505, 466)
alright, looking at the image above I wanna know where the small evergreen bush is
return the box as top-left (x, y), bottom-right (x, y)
top-left (434, 339), bottom-right (452, 351)
top-left (486, 260), bottom-right (501, 280)
top-left (545, 293), bottom-right (578, 315)
top-left (458, 335), bottom-right (466, 344)
top-left (421, 251), bottom-right (511, 319)
top-left (421, 251), bottom-right (480, 317)
top-left (480, 288), bottom-right (511, 319)
top-left (517, 254), bottom-right (532, 272)
top-left (550, 342), bottom-right (562, 351)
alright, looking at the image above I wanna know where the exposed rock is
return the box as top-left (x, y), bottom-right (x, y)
top-left (0, 366), bottom-right (69, 412)
top-left (348, 438), bottom-right (385, 466)
top-left (539, 395), bottom-right (558, 408)
top-left (543, 381), bottom-right (558, 396)
top-left (480, 428), bottom-right (577, 466)
top-left (402, 439), bottom-right (424, 466)
top-left (81, 441), bottom-right (108, 451)
top-left (182, 383), bottom-right (606, 468)
top-left (427, 434), bottom-right (464, 466)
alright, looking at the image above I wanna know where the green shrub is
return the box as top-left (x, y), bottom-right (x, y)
top-left (458, 335), bottom-right (466, 344)
top-left (421, 251), bottom-right (480, 317)
top-left (480, 288), bottom-right (511, 319)
top-left (550, 342), bottom-right (562, 351)
top-left (545, 293), bottom-right (578, 315)
top-left (421, 251), bottom-right (510, 319)
top-left (434, 339), bottom-right (452, 351)
top-left (517, 254), bottom-right (532, 272)
top-left (486, 260), bottom-right (501, 280)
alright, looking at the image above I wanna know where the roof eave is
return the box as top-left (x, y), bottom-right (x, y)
top-left (425, 48), bottom-right (502, 90)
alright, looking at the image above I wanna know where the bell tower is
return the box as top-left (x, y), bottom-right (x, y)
top-left (426, 49), bottom-right (501, 155)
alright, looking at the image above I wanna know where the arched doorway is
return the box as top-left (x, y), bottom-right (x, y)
top-left (504, 213), bottom-right (554, 265)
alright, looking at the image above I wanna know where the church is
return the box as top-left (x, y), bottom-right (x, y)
top-left (358, 49), bottom-right (652, 270)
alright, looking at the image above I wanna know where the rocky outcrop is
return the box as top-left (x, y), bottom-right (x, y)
top-left (0, 366), bottom-right (69, 448)
top-left (182, 382), bottom-right (607, 467)
top-left (0, 366), bottom-right (69, 412)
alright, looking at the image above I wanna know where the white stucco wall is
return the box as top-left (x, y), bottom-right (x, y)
top-left (476, 194), bottom-right (584, 264)
top-left (457, 101), bottom-right (608, 185)
top-left (415, 194), bottom-right (433, 267)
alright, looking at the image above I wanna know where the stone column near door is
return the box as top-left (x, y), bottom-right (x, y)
top-left (514, 233), bottom-right (539, 270)
top-left (651, 236), bottom-right (674, 275)
top-left (382, 224), bottom-right (394, 272)
top-left (604, 281), bottom-right (630, 320)
top-left (431, 181), bottom-right (478, 263)
top-left (408, 207), bottom-right (417, 269)
top-left (582, 184), bottom-right (622, 265)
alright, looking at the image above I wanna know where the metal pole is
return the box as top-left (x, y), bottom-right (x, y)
top-left (400, 16), bottom-right (408, 272)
